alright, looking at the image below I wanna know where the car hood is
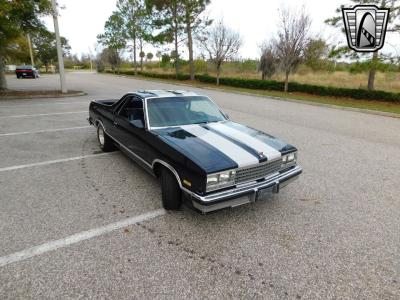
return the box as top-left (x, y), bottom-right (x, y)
top-left (153, 121), bottom-right (296, 174)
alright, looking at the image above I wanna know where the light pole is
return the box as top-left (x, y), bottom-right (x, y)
top-left (27, 34), bottom-right (35, 66)
top-left (51, 0), bottom-right (67, 93)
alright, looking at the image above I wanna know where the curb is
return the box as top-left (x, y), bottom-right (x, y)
top-left (100, 73), bottom-right (400, 119)
top-left (0, 91), bottom-right (87, 100)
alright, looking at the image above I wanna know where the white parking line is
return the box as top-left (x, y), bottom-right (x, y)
top-left (0, 111), bottom-right (87, 119)
top-left (0, 153), bottom-right (115, 173)
top-left (0, 126), bottom-right (91, 137)
top-left (0, 209), bottom-right (166, 268)
top-left (0, 101), bottom-right (88, 108)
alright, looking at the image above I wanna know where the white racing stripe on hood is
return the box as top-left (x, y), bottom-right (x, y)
top-left (208, 123), bottom-right (282, 161)
top-left (182, 124), bottom-right (258, 167)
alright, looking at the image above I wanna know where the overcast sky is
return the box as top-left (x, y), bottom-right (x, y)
top-left (43, 0), bottom-right (400, 59)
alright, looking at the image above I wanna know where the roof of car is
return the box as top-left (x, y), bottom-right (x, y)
top-left (132, 90), bottom-right (199, 98)
top-left (16, 65), bottom-right (33, 69)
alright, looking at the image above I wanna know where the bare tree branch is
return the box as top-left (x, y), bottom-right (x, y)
top-left (199, 20), bottom-right (242, 85)
top-left (273, 7), bottom-right (311, 92)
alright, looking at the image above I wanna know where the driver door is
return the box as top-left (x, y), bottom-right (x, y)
top-left (113, 96), bottom-right (150, 166)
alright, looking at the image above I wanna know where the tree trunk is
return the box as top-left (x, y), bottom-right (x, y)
top-left (174, 29), bottom-right (179, 76)
top-left (0, 56), bottom-right (7, 90)
top-left (133, 36), bottom-right (137, 75)
top-left (368, 51), bottom-right (378, 91)
top-left (140, 39), bottom-right (143, 71)
top-left (284, 71), bottom-right (289, 92)
top-left (216, 66), bottom-right (220, 85)
top-left (45, 63), bottom-right (49, 73)
top-left (186, 13), bottom-right (195, 80)
top-left (117, 50), bottom-right (120, 74)
top-left (261, 72), bottom-right (265, 80)
top-left (173, 4), bottom-right (179, 77)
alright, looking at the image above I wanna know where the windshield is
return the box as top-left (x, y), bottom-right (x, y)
top-left (147, 96), bottom-right (227, 128)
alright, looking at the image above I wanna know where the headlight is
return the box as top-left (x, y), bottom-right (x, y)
top-left (281, 152), bottom-right (297, 168)
top-left (206, 170), bottom-right (236, 192)
top-left (287, 153), bottom-right (296, 162)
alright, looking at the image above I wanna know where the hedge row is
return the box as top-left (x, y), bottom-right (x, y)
top-left (105, 69), bottom-right (191, 81)
top-left (195, 74), bottom-right (400, 103)
top-left (103, 70), bottom-right (400, 102)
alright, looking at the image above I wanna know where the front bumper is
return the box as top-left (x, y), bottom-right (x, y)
top-left (187, 165), bottom-right (302, 213)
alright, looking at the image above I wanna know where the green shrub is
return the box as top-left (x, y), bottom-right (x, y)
top-left (137, 71), bottom-right (190, 81)
top-left (102, 69), bottom-right (190, 81)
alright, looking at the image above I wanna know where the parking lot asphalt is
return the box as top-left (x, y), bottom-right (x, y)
top-left (0, 72), bottom-right (399, 299)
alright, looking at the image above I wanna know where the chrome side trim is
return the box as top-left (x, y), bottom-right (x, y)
top-left (144, 98), bottom-right (151, 130)
top-left (151, 159), bottom-right (184, 189)
top-left (151, 159), bottom-right (199, 197)
top-left (139, 96), bottom-right (150, 131)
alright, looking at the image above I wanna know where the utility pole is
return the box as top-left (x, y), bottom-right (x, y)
top-left (51, 0), bottom-right (67, 93)
top-left (27, 34), bottom-right (35, 66)
top-left (88, 47), bottom-right (93, 70)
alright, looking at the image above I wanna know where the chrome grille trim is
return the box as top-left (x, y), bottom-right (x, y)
top-left (235, 158), bottom-right (282, 184)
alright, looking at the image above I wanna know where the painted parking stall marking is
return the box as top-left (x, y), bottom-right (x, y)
top-left (0, 153), bottom-right (116, 173)
top-left (0, 126), bottom-right (91, 137)
top-left (0, 209), bottom-right (166, 268)
top-left (0, 101), bottom-right (88, 108)
top-left (0, 111), bottom-right (87, 119)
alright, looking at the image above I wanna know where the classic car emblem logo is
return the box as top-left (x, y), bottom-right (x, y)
top-left (342, 5), bottom-right (390, 52)
top-left (258, 152), bottom-right (265, 158)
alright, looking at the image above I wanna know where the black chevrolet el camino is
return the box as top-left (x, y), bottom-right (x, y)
top-left (88, 90), bottom-right (302, 213)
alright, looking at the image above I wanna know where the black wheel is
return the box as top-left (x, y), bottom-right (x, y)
top-left (161, 167), bottom-right (182, 210)
top-left (97, 124), bottom-right (115, 152)
top-left (16, 75), bottom-right (20, 79)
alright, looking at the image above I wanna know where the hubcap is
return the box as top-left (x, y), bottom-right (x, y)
top-left (98, 127), bottom-right (105, 146)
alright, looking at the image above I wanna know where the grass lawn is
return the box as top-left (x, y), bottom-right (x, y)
top-left (115, 73), bottom-right (400, 116)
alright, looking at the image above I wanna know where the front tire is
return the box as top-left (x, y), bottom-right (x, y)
top-left (161, 167), bottom-right (182, 210)
top-left (97, 125), bottom-right (115, 152)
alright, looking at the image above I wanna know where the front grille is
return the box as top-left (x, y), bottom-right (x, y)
top-left (235, 159), bottom-right (282, 184)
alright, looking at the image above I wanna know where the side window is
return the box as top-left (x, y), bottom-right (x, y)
top-left (118, 97), bottom-right (144, 123)
top-left (113, 95), bottom-right (130, 113)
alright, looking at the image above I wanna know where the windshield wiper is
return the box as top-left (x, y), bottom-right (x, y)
top-left (192, 121), bottom-right (209, 125)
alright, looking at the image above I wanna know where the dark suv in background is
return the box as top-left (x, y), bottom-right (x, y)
top-left (15, 65), bottom-right (40, 79)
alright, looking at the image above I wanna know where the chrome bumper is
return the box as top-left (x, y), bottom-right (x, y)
top-left (188, 165), bottom-right (302, 213)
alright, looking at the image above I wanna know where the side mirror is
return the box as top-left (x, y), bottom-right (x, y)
top-left (131, 119), bottom-right (144, 128)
